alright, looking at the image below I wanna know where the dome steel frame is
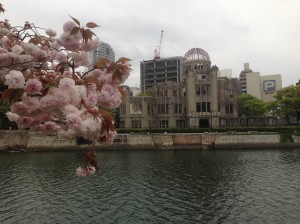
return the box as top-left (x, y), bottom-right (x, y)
top-left (184, 48), bottom-right (210, 62)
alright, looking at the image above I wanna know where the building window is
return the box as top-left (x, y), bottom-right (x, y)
top-left (147, 105), bottom-right (153, 114)
top-left (131, 103), bottom-right (142, 114)
top-left (174, 104), bottom-right (182, 114)
top-left (176, 120), bottom-right (186, 128)
top-left (158, 104), bottom-right (169, 114)
top-left (226, 104), bottom-right (234, 114)
top-left (201, 85), bottom-right (207, 95)
top-left (196, 102), bottom-right (211, 112)
top-left (131, 120), bottom-right (141, 128)
top-left (196, 86), bottom-right (200, 95)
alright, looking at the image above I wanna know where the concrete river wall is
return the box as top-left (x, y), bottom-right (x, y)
top-left (0, 131), bottom-right (300, 152)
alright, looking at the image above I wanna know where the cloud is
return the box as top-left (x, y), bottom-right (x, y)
top-left (2, 0), bottom-right (299, 87)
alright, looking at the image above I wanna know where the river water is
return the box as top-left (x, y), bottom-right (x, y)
top-left (0, 149), bottom-right (299, 224)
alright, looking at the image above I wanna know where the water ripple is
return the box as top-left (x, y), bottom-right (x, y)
top-left (0, 149), bottom-right (300, 223)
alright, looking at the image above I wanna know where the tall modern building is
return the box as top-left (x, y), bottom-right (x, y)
top-left (89, 41), bottom-right (115, 64)
top-left (140, 56), bottom-right (183, 92)
top-left (239, 63), bottom-right (282, 102)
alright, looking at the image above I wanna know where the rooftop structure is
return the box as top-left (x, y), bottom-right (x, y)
top-left (183, 48), bottom-right (210, 62)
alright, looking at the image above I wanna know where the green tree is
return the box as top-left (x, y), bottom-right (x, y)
top-left (138, 87), bottom-right (156, 97)
top-left (268, 85), bottom-right (300, 125)
top-left (238, 94), bottom-right (267, 117)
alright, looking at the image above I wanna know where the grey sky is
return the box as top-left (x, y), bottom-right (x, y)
top-left (2, 0), bottom-right (299, 87)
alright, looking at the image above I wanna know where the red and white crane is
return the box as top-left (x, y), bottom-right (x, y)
top-left (154, 30), bottom-right (164, 60)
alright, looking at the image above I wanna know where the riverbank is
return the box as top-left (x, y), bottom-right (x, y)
top-left (0, 130), bottom-right (300, 152)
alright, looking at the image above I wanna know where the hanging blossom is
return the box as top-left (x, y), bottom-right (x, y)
top-left (0, 5), bottom-right (131, 177)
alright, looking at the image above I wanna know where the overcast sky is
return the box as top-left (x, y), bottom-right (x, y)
top-left (1, 0), bottom-right (299, 88)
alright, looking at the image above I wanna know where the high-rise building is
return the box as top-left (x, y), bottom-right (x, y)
top-left (140, 56), bottom-right (183, 92)
top-left (89, 41), bottom-right (115, 64)
top-left (239, 63), bottom-right (282, 102)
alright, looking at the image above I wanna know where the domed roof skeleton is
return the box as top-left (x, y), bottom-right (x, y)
top-left (183, 48), bottom-right (210, 62)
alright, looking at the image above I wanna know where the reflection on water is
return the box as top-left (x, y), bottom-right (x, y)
top-left (0, 149), bottom-right (299, 223)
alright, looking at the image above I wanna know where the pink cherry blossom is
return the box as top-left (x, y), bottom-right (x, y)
top-left (17, 117), bottom-right (34, 129)
top-left (5, 70), bottom-right (25, 89)
top-left (0, 36), bottom-right (11, 49)
top-left (40, 95), bottom-right (59, 110)
top-left (63, 21), bottom-right (77, 33)
top-left (71, 51), bottom-right (90, 67)
top-left (98, 84), bottom-right (122, 109)
top-left (76, 167), bottom-right (86, 177)
top-left (84, 93), bottom-right (98, 108)
top-left (54, 51), bottom-right (68, 63)
top-left (0, 11), bottom-right (131, 174)
top-left (33, 49), bottom-right (48, 62)
top-left (66, 114), bottom-right (84, 130)
top-left (36, 121), bottom-right (60, 135)
top-left (62, 104), bottom-right (81, 116)
top-left (10, 102), bottom-right (31, 117)
top-left (59, 77), bottom-right (75, 91)
top-left (53, 90), bottom-right (71, 107)
top-left (11, 45), bottom-right (23, 54)
top-left (86, 166), bottom-right (96, 176)
top-left (6, 112), bottom-right (19, 122)
top-left (21, 42), bottom-right (38, 56)
top-left (62, 70), bottom-right (72, 78)
top-left (76, 166), bottom-right (96, 177)
top-left (86, 83), bottom-right (97, 93)
top-left (46, 28), bottom-right (57, 37)
top-left (83, 118), bottom-right (101, 133)
top-left (0, 27), bottom-right (11, 36)
top-left (107, 130), bottom-right (117, 143)
top-left (24, 79), bottom-right (43, 95)
top-left (22, 95), bottom-right (41, 110)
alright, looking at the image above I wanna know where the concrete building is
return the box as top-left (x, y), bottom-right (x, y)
top-left (119, 48), bottom-right (240, 129)
top-left (239, 63), bottom-right (282, 102)
top-left (140, 56), bottom-right (183, 92)
top-left (89, 41), bottom-right (115, 64)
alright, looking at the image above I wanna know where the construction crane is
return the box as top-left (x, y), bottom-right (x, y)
top-left (154, 30), bottom-right (164, 60)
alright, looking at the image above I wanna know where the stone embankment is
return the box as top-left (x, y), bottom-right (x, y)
top-left (0, 130), bottom-right (300, 152)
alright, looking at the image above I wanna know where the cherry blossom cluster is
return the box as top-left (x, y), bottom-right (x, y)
top-left (0, 4), bottom-right (131, 176)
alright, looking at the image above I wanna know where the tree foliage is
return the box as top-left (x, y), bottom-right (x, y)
top-left (237, 94), bottom-right (267, 117)
top-left (138, 87), bottom-right (156, 97)
top-left (268, 85), bottom-right (300, 118)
